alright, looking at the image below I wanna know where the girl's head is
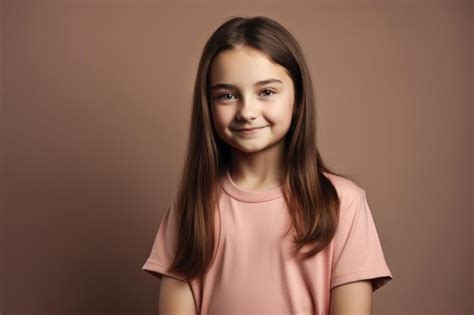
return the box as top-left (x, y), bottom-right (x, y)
top-left (190, 15), bottom-right (317, 175)
top-left (172, 16), bottom-right (347, 281)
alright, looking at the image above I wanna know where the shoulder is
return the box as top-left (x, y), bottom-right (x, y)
top-left (321, 171), bottom-right (366, 218)
top-left (321, 171), bottom-right (365, 198)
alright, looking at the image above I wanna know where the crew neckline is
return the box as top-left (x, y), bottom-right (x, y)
top-left (221, 168), bottom-right (284, 202)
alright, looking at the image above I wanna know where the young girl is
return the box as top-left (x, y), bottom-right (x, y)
top-left (142, 15), bottom-right (393, 314)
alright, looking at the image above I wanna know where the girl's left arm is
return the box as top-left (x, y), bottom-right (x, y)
top-left (329, 280), bottom-right (373, 315)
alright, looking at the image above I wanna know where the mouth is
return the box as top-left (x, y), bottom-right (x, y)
top-left (237, 128), bottom-right (261, 131)
top-left (233, 126), bottom-right (268, 135)
top-left (233, 126), bottom-right (268, 131)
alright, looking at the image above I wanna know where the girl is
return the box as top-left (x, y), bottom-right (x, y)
top-left (142, 15), bottom-right (393, 315)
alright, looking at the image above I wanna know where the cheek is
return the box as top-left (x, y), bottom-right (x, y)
top-left (268, 100), bottom-right (294, 126)
top-left (211, 107), bottom-right (231, 130)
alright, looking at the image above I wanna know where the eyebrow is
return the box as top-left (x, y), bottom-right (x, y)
top-left (210, 78), bottom-right (283, 91)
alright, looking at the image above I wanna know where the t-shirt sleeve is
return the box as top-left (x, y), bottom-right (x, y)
top-left (141, 202), bottom-right (188, 282)
top-left (330, 189), bottom-right (393, 292)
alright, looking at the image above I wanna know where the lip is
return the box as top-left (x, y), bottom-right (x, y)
top-left (233, 126), bottom-right (267, 135)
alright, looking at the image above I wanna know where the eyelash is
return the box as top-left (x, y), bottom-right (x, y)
top-left (216, 89), bottom-right (277, 100)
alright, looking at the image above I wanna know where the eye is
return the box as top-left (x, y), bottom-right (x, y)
top-left (260, 89), bottom-right (276, 97)
top-left (216, 93), bottom-right (236, 100)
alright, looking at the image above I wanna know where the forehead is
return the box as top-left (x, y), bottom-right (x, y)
top-left (209, 47), bottom-right (291, 87)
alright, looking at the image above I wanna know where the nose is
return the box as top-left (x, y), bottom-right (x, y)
top-left (236, 96), bottom-right (258, 121)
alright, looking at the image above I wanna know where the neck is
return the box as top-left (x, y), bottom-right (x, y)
top-left (229, 141), bottom-right (286, 190)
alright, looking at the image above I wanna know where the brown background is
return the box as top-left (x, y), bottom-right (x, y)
top-left (0, 1), bottom-right (472, 314)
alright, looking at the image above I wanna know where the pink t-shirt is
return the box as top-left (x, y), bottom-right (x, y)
top-left (142, 170), bottom-right (393, 314)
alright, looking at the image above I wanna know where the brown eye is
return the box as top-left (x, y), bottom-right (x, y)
top-left (217, 93), bottom-right (236, 100)
top-left (260, 89), bottom-right (276, 97)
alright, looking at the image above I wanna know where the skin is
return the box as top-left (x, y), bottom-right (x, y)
top-left (209, 45), bottom-right (294, 190)
top-left (329, 280), bottom-right (373, 315)
top-left (158, 276), bottom-right (196, 315)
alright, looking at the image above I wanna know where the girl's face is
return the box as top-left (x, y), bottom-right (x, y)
top-left (209, 46), bottom-right (295, 155)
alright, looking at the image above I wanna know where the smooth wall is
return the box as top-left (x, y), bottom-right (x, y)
top-left (1, 1), bottom-right (472, 314)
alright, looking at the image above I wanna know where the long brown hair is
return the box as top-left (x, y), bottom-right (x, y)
top-left (169, 15), bottom-right (356, 281)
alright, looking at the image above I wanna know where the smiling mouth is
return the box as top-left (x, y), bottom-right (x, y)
top-left (234, 126), bottom-right (267, 131)
top-left (233, 126), bottom-right (268, 135)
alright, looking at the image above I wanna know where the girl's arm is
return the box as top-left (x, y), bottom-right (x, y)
top-left (329, 280), bottom-right (373, 315)
top-left (158, 276), bottom-right (196, 315)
